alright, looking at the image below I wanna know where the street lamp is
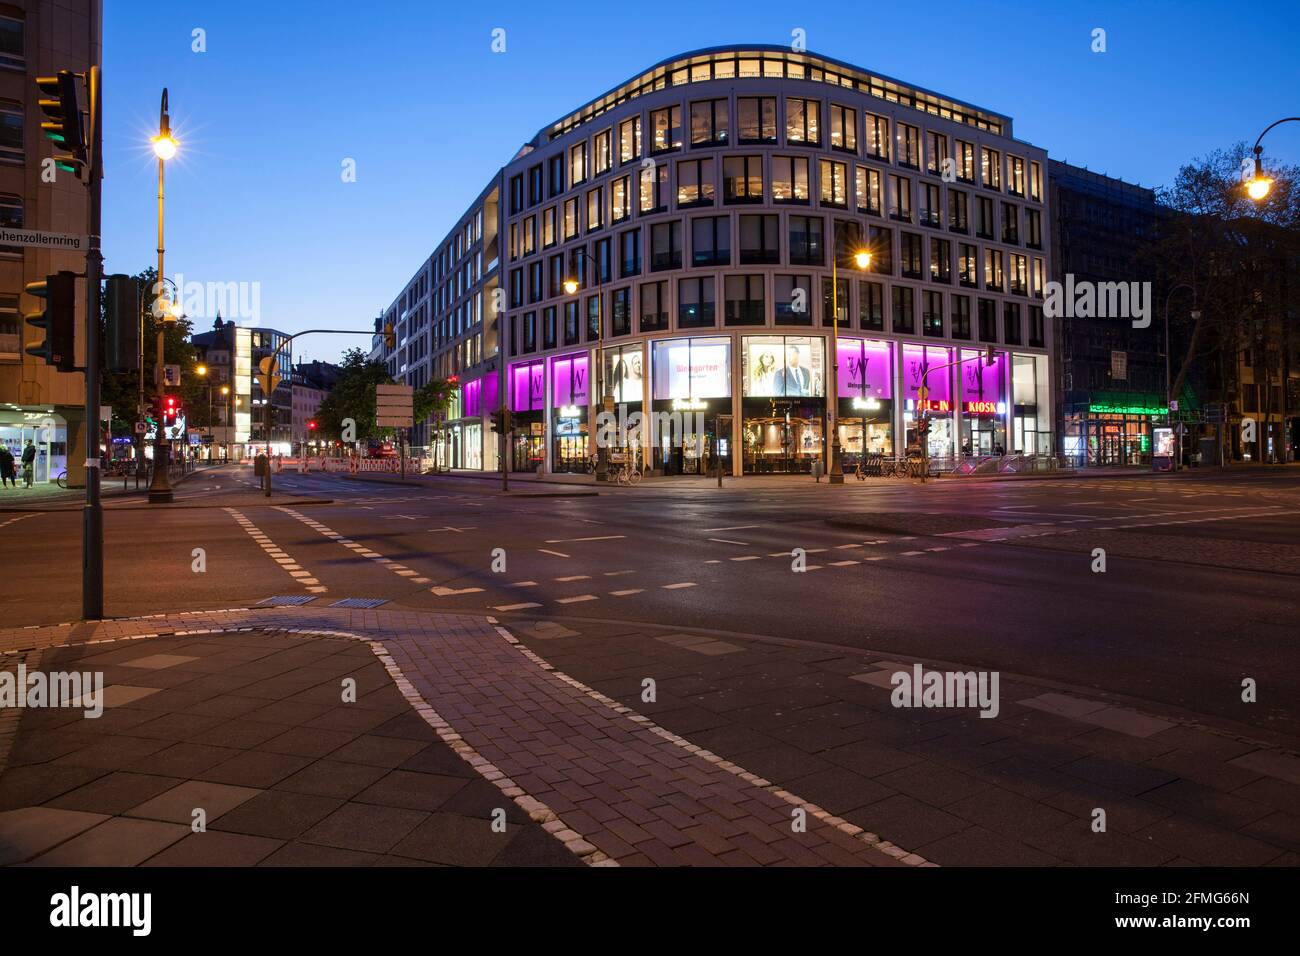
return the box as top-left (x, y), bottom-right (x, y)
top-left (148, 88), bottom-right (179, 503)
top-left (1162, 283), bottom-right (1197, 471)
top-left (563, 249), bottom-right (612, 481)
top-left (1243, 117), bottom-right (1299, 201)
top-left (828, 222), bottom-right (871, 484)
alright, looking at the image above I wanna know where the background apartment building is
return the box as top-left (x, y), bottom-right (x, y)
top-left (0, 0), bottom-right (99, 487)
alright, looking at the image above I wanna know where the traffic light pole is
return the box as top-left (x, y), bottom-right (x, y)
top-left (82, 65), bottom-right (104, 619)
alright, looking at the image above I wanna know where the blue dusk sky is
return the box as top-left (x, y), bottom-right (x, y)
top-left (101, 0), bottom-right (1300, 364)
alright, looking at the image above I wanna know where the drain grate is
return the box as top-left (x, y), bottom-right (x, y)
top-left (257, 595), bottom-right (317, 607)
top-left (328, 598), bottom-right (389, 609)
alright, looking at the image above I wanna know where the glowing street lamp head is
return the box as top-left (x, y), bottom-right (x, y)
top-left (853, 250), bottom-right (872, 270)
top-left (1246, 176), bottom-right (1273, 201)
top-left (562, 278), bottom-right (580, 296)
top-left (196, 364), bottom-right (207, 376)
top-left (152, 133), bottom-right (178, 160)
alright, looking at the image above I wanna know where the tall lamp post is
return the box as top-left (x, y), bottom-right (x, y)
top-left (827, 222), bottom-right (871, 483)
top-left (1162, 284), bottom-right (1197, 471)
top-left (563, 247), bottom-right (610, 480)
top-left (147, 89), bottom-right (179, 503)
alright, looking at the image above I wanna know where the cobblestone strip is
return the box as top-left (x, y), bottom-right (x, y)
top-left (0, 648), bottom-right (42, 780)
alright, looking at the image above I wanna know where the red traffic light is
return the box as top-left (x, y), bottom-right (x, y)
top-left (308, 420), bottom-right (317, 430)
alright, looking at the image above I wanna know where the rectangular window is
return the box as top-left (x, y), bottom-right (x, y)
top-left (956, 140), bottom-right (975, 182)
top-left (900, 232), bottom-right (923, 278)
top-left (595, 237), bottom-right (612, 283)
top-left (786, 97), bottom-right (821, 145)
top-left (858, 280), bottom-right (884, 331)
top-left (650, 105), bottom-right (683, 154)
top-left (775, 274), bottom-right (814, 324)
top-left (640, 280), bottom-right (669, 331)
top-left (639, 162), bottom-right (668, 213)
top-left (951, 294), bottom-right (971, 339)
top-left (528, 164), bottom-right (543, 206)
top-left (740, 214), bottom-right (781, 264)
top-left (522, 215), bottom-right (536, 255)
top-left (773, 155), bottom-right (810, 203)
top-left (1001, 202), bottom-right (1019, 244)
top-left (678, 277), bottom-right (716, 328)
top-left (549, 253), bottom-right (564, 297)
top-left (958, 243), bottom-right (978, 288)
top-left (1025, 208), bottom-right (1041, 248)
top-left (650, 220), bottom-right (683, 271)
top-left (920, 183), bottom-right (941, 227)
top-left (856, 166), bottom-right (882, 215)
top-left (976, 196), bottom-right (994, 239)
top-left (619, 116), bottom-right (641, 164)
top-left (523, 311), bottom-right (537, 352)
top-left (564, 197), bottom-right (580, 240)
top-left (725, 274), bottom-right (766, 326)
top-left (923, 291), bottom-right (944, 337)
top-left (689, 99), bottom-right (729, 146)
top-left (0, 15), bottom-right (24, 70)
top-left (737, 96), bottom-right (777, 143)
top-left (509, 174), bottom-right (524, 215)
top-left (926, 131), bottom-right (948, 176)
top-left (948, 188), bottom-right (968, 233)
top-left (984, 248), bottom-right (1004, 291)
top-left (543, 206), bottom-right (557, 247)
top-left (981, 146), bottom-right (1001, 190)
top-left (542, 306), bottom-right (557, 350)
top-left (978, 298), bottom-right (998, 342)
top-left (563, 301), bottom-right (580, 345)
top-left (586, 187), bottom-right (604, 233)
top-left (868, 225), bottom-right (893, 274)
top-left (594, 129), bottom-right (613, 174)
top-left (723, 155), bottom-right (764, 203)
top-left (611, 288), bottom-right (632, 336)
top-left (892, 286), bottom-right (915, 334)
top-left (691, 216), bottom-right (731, 267)
top-left (819, 159), bottom-right (848, 208)
top-left (1029, 160), bottom-right (1043, 202)
top-left (611, 177), bottom-right (631, 223)
top-left (829, 104), bottom-right (857, 152)
top-left (548, 155), bottom-right (564, 197)
top-left (1008, 156), bottom-right (1025, 196)
top-left (866, 113), bottom-right (890, 160)
top-left (788, 215), bottom-right (823, 266)
top-left (1028, 304), bottom-right (1044, 347)
top-left (676, 158), bottom-right (715, 207)
top-left (889, 175), bottom-right (912, 221)
top-left (821, 276), bottom-right (850, 327)
top-left (1032, 257), bottom-right (1045, 297)
top-left (1003, 301), bottom-right (1021, 345)
top-left (586, 296), bottom-right (600, 341)
top-left (620, 228), bottom-right (641, 277)
top-left (929, 237), bottom-right (951, 283)
top-left (528, 261), bottom-right (543, 303)
top-left (896, 123), bottom-right (920, 168)
top-left (570, 141), bottom-right (588, 186)
top-left (509, 268), bottom-right (523, 308)
top-left (1009, 253), bottom-right (1027, 295)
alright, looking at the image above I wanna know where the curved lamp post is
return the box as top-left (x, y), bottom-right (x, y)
top-left (1243, 117), bottom-right (1299, 201)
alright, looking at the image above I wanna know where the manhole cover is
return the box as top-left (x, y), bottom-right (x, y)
top-left (257, 595), bottom-right (317, 607)
top-left (328, 598), bottom-right (389, 609)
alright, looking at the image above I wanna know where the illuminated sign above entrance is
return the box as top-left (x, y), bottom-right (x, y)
top-left (672, 398), bottom-right (708, 411)
top-left (1089, 403), bottom-right (1164, 417)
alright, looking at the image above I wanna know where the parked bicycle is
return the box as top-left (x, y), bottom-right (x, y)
top-left (55, 469), bottom-right (67, 489)
top-left (613, 461), bottom-right (642, 486)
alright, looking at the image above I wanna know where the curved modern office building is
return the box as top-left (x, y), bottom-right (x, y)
top-left (379, 45), bottom-right (1053, 477)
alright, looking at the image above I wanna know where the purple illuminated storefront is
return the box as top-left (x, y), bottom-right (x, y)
top-left (960, 348), bottom-right (1009, 455)
top-left (836, 338), bottom-right (894, 463)
top-left (508, 360), bottom-right (546, 471)
top-left (901, 344), bottom-right (954, 460)
top-left (550, 352), bottom-right (590, 472)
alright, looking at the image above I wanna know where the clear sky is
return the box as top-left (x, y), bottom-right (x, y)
top-left (101, 0), bottom-right (1300, 364)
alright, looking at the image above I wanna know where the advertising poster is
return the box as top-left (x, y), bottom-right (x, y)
top-left (604, 345), bottom-right (644, 403)
top-left (652, 337), bottom-right (730, 400)
top-left (742, 335), bottom-right (824, 398)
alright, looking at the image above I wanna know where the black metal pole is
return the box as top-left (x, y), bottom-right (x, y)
top-left (83, 65), bottom-right (103, 619)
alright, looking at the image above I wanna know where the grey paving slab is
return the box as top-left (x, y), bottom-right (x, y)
top-left (0, 806), bottom-right (108, 865)
top-left (29, 816), bottom-right (189, 866)
top-left (126, 779), bottom-right (262, 824)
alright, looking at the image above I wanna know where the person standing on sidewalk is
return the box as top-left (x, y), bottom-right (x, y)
top-left (0, 444), bottom-right (15, 488)
top-left (20, 440), bottom-right (36, 487)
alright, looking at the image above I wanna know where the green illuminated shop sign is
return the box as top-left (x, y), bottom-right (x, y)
top-left (1088, 404), bottom-right (1164, 416)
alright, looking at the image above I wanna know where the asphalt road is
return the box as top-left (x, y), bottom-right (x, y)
top-left (3, 465), bottom-right (1298, 740)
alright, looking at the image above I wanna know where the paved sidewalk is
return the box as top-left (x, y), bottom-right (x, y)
top-left (0, 608), bottom-right (909, 866)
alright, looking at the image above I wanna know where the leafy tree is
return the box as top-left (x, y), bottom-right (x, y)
top-left (313, 348), bottom-right (395, 443)
top-left (414, 378), bottom-right (457, 424)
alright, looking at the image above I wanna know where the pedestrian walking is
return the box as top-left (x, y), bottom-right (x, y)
top-left (21, 440), bottom-right (36, 487)
top-left (0, 445), bottom-right (15, 488)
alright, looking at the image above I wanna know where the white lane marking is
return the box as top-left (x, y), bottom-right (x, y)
top-left (556, 594), bottom-right (597, 604)
top-left (900, 550), bottom-right (925, 556)
top-left (430, 585), bottom-right (484, 596)
top-left (225, 508), bottom-right (324, 594)
top-left (493, 602), bottom-right (543, 611)
top-left (829, 560), bottom-right (860, 566)
top-left (544, 535), bottom-right (627, 543)
top-left (729, 556), bottom-right (761, 562)
top-left (662, 582), bottom-right (697, 590)
top-left (555, 575), bottom-right (590, 582)
top-left (538, 549), bottom-right (570, 558)
top-left (610, 589), bottom-right (644, 597)
top-left (603, 570), bottom-right (636, 577)
top-left (708, 538), bottom-right (750, 545)
top-left (509, 580), bottom-right (539, 587)
top-left (703, 524), bottom-right (760, 531)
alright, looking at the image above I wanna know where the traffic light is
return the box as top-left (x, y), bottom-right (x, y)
top-left (383, 321), bottom-right (396, 350)
top-left (489, 406), bottom-right (513, 434)
top-left (162, 395), bottom-right (181, 427)
top-left (24, 271), bottom-right (76, 370)
top-left (104, 273), bottom-right (140, 372)
top-left (916, 416), bottom-right (931, 436)
top-left (36, 71), bottom-right (86, 178)
top-left (308, 420), bottom-right (317, 433)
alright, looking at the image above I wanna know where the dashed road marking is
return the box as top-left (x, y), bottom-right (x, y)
top-left (225, 508), bottom-right (325, 593)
